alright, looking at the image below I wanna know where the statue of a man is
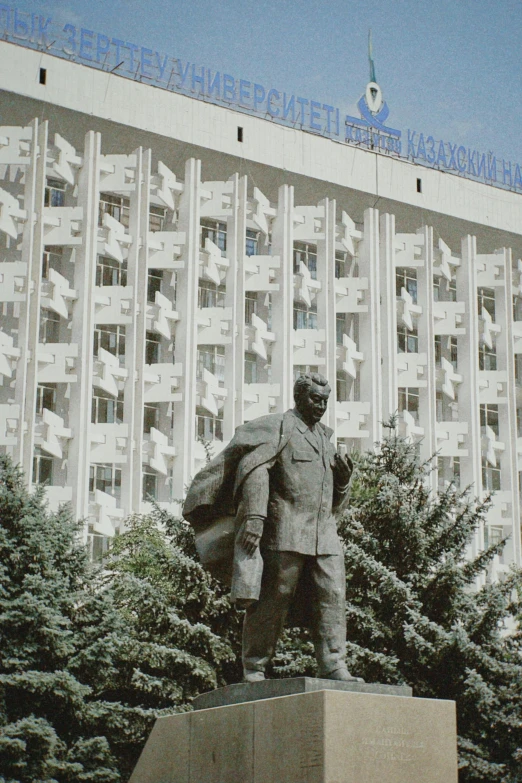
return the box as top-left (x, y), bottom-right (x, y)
top-left (183, 373), bottom-right (361, 684)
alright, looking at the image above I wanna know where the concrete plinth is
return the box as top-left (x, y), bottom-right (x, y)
top-left (192, 676), bottom-right (412, 710)
top-left (130, 683), bottom-right (458, 783)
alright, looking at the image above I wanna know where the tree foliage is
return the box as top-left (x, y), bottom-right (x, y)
top-left (273, 424), bottom-right (522, 783)
top-left (0, 457), bottom-right (238, 781)
top-left (0, 456), bottom-right (120, 782)
top-left (2, 422), bottom-right (522, 782)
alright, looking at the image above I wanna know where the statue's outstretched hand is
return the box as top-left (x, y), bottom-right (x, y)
top-left (238, 517), bottom-right (264, 556)
top-left (333, 453), bottom-right (353, 487)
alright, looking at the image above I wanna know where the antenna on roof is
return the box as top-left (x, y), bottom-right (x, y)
top-left (368, 29), bottom-right (377, 84)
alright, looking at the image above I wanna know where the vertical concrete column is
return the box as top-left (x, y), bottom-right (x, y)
top-left (358, 208), bottom-right (382, 450)
top-left (317, 197), bottom-right (337, 434)
top-left (495, 248), bottom-right (521, 565)
top-left (172, 158), bottom-right (201, 499)
top-left (13, 118), bottom-right (47, 480)
top-left (271, 184), bottom-right (294, 413)
top-left (458, 235), bottom-right (483, 556)
top-left (67, 130), bottom-right (101, 524)
top-left (416, 226), bottom-right (437, 484)
top-left (121, 147), bottom-right (150, 515)
top-left (379, 212), bottom-right (398, 425)
top-left (223, 173), bottom-right (247, 440)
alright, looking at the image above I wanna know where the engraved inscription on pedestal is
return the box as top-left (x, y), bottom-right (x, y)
top-left (130, 688), bottom-right (458, 783)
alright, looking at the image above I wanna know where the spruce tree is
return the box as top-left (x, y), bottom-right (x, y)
top-left (0, 457), bottom-right (239, 781)
top-left (96, 509), bottom-right (241, 777)
top-left (274, 423), bottom-right (522, 782)
top-left (0, 455), bottom-right (120, 782)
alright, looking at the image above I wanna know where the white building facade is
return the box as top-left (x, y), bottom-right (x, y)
top-left (0, 41), bottom-right (521, 575)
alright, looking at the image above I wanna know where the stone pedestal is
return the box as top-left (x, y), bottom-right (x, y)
top-left (130, 680), bottom-right (458, 783)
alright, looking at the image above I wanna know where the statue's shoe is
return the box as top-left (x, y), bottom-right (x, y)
top-left (323, 667), bottom-right (365, 683)
top-left (243, 670), bottom-right (266, 683)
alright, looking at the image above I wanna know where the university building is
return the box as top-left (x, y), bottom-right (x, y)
top-left (0, 35), bottom-right (521, 577)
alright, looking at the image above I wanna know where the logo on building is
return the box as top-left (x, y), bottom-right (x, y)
top-left (345, 31), bottom-right (401, 154)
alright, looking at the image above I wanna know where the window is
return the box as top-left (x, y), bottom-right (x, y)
top-left (142, 466), bottom-right (158, 500)
top-left (144, 403), bottom-right (160, 433)
top-left (513, 295), bottom-right (522, 322)
top-left (196, 406), bottom-right (223, 441)
top-left (99, 193), bottom-right (130, 228)
top-left (39, 309), bottom-right (60, 343)
top-left (197, 345), bottom-right (225, 384)
top-left (397, 326), bottom-right (418, 353)
top-left (482, 457), bottom-right (501, 492)
top-left (245, 292), bottom-right (258, 324)
top-left (477, 287), bottom-right (495, 320)
top-left (479, 343), bottom-right (497, 371)
top-left (147, 269), bottom-right (163, 302)
top-left (91, 390), bottom-right (124, 424)
top-left (89, 463), bottom-right (122, 499)
top-left (245, 229), bottom-right (258, 257)
top-left (42, 246), bottom-right (63, 279)
top-left (36, 383), bottom-right (57, 415)
top-left (435, 335), bottom-right (458, 368)
top-left (44, 178), bottom-right (65, 207)
top-left (198, 279), bottom-right (226, 308)
top-left (480, 404), bottom-right (499, 436)
top-left (515, 356), bottom-right (522, 387)
top-left (96, 256), bottom-right (127, 287)
top-left (437, 456), bottom-right (460, 489)
top-left (484, 525), bottom-right (504, 550)
top-left (452, 456), bottom-right (461, 486)
top-left (396, 268), bottom-right (417, 303)
top-left (201, 219), bottom-right (227, 252)
top-left (293, 301), bottom-right (317, 330)
top-left (434, 335), bottom-right (442, 366)
top-left (32, 448), bottom-right (53, 484)
top-left (293, 242), bottom-right (317, 279)
top-left (145, 331), bottom-right (161, 365)
top-left (336, 372), bottom-right (349, 402)
top-left (237, 127), bottom-right (243, 142)
top-left (87, 525), bottom-right (111, 563)
top-left (398, 388), bottom-right (420, 422)
top-left (450, 337), bottom-right (458, 369)
top-left (93, 324), bottom-right (126, 361)
top-left (416, 178), bottom-right (422, 193)
top-left (39, 68), bottom-right (46, 85)
top-left (434, 276), bottom-right (457, 302)
top-left (517, 408), bottom-right (522, 438)
top-left (149, 205), bottom-right (166, 232)
top-left (244, 352), bottom-right (258, 384)
top-left (436, 391), bottom-right (443, 421)
top-left (336, 313), bottom-right (346, 345)
top-left (293, 365), bottom-right (319, 382)
top-left (335, 252), bottom-right (347, 279)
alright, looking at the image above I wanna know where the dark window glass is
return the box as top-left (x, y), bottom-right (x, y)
top-left (96, 256), bottom-right (127, 287)
top-left (44, 178), bottom-right (65, 207)
top-left (144, 403), bottom-right (159, 433)
top-left (147, 269), bottom-right (163, 302)
top-left (245, 229), bottom-right (258, 256)
top-left (145, 331), bottom-right (161, 365)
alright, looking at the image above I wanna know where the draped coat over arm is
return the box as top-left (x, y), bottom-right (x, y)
top-left (182, 409), bottom-right (350, 602)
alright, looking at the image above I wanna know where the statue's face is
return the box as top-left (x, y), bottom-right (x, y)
top-left (296, 382), bottom-right (331, 426)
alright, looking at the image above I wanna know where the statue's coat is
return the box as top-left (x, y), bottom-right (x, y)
top-left (183, 410), bottom-right (336, 600)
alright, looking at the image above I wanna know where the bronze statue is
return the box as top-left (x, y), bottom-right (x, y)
top-left (183, 372), bottom-right (362, 683)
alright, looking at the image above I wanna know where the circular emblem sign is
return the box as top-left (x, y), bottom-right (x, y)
top-left (365, 81), bottom-right (383, 115)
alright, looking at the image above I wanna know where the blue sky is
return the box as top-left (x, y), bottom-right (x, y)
top-left (11, 0), bottom-right (522, 162)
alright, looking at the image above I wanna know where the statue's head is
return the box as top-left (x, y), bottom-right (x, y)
top-left (293, 372), bottom-right (331, 426)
